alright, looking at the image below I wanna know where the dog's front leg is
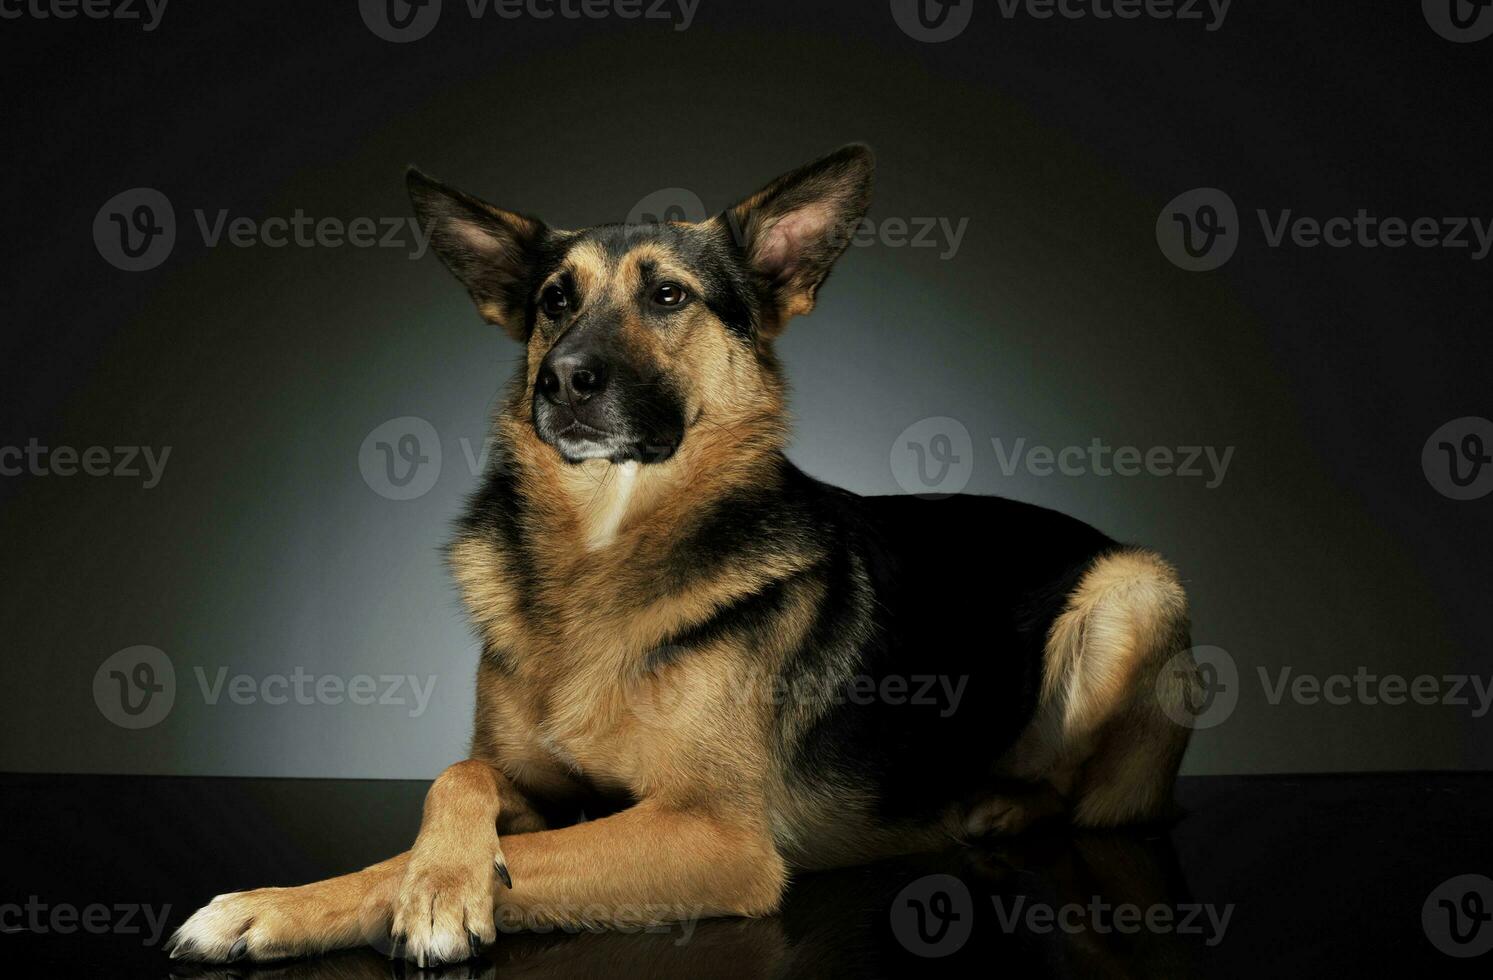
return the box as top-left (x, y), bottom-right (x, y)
top-left (168, 758), bottom-right (539, 964)
top-left (391, 758), bottom-right (542, 965)
top-left (168, 851), bottom-right (410, 962)
top-left (488, 798), bottom-right (787, 935)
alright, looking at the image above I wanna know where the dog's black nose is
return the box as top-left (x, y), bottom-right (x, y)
top-left (538, 352), bottom-right (609, 406)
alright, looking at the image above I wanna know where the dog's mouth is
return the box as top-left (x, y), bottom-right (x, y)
top-left (547, 418), bottom-right (678, 465)
top-left (551, 418), bottom-right (625, 462)
top-left (556, 419), bottom-right (619, 442)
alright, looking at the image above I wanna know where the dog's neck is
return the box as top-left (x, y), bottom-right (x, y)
top-left (493, 408), bottom-right (789, 558)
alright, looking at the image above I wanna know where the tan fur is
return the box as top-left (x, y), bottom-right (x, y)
top-left (989, 548), bottom-right (1194, 831)
top-left (170, 805), bottom-right (785, 967)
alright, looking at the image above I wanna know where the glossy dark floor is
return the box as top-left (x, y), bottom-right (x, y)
top-left (3, 772), bottom-right (1489, 977)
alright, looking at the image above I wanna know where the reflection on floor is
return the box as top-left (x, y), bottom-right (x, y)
top-left (3, 772), bottom-right (1488, 977)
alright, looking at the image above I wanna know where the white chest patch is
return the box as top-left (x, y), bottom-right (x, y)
top-left (584, 461), bottom-right (639, 551)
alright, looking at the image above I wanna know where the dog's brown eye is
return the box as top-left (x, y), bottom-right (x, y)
top-left (653, 283), bottom-right (688, 308)
top-left (541, 285), bottom-right (568, 318)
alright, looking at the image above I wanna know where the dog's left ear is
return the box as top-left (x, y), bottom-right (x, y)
top-left (716, 144), bottom-right (874, 328)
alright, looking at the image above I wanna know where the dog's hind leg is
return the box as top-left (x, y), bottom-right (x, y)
top-left (962, 779), bottom-right (1067, 838)
top-left (1060, 550), bottom-right (1195, 827)
top-left (992, 548), bottom-right (1196, 830)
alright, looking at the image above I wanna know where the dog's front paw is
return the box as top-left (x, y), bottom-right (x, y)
top-left (392, 830), bottom-right (506, 967)
top-left (168, 886), bottom-right (328, 963)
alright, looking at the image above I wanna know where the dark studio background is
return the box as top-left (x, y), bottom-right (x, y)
top-left (3, 1), bottom-right (1491, 789)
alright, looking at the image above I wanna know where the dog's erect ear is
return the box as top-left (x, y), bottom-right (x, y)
top-left (407, 168), bottom-right (549, 340)
top-left (717, 144), bottom-right (874, 327)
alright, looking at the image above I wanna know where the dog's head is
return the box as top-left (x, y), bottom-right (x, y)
top-left (408, 145), bottom-right (873, 465)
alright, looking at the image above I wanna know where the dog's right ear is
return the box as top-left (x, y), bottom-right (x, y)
top-left (407, 168), bottom-right (549, 341)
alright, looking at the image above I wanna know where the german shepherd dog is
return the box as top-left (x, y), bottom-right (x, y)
top-left (171, 145), bottom-right (1198, 966)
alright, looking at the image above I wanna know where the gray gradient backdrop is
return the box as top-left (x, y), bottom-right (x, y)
top-left (2, 2), bottom-right (1489, 779)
